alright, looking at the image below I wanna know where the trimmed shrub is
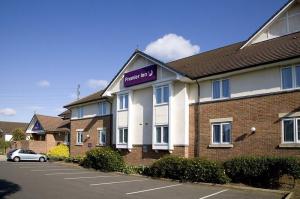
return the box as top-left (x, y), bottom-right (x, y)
top-left (80, 147), bottom-right (125, 172)
top-left (148, 156), bottom-right (229, 184)
top-left (224, 156), bottom-right (300, 188)
top-left (123, 165), bottom-right (149, 175)
top-left (48, 144), bottom-right (69, 158)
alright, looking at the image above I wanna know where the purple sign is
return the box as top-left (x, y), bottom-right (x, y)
top-left (33, 121), bottom-right (42, 131)
top-left (124, 65), bottom-right (157, 87)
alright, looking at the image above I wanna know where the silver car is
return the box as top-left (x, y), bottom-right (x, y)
top-left (7, 149), bottom-right (47, 162)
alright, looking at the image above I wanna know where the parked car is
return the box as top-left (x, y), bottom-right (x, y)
top-left (7, 149), bottom-right (47, 162)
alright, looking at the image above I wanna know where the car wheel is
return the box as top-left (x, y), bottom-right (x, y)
top-left (13, 156), bottom-right (20, 162)
top-left (39, 157), bottom-right (45, 162)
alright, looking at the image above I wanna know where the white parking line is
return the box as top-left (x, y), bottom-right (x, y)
top-left (126, 184), bottom-right (182, 195)
top-left (45, 172), bottom-right (93, 176)
top-left (199, 189), bottom-right (229, 199)
top-left (32, 168), bottom-right (79, 172)
top-left (64, 175), bottom-right (120, 180)
top-left (20, 166), bottom-right (64, 168)
top-left (90, 179), bottom-right (147, 186)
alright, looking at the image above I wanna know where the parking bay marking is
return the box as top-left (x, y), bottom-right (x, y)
top-left (199, 189), bottom-right (229, 199)
top-left (65, 175), bottom-right (120, 180)
top-left (90, 179), bottom-right (147, 186)
top-left (126, 184), bottom-right (182, 195)
top-left (32, 168), bottom-right (80, 172)
top-left (45, 172), bottom-right (95, 176)
top-left (20, 166), bottom-right (64, 169)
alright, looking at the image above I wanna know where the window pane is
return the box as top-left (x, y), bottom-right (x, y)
top-left (101, 131), bottom-right (106, 144)
top-left (222, 124), bottom-right (231, 143)
top-left (284, 120), bottom-right (294, 142)
top-left (124, 129), bottom-right (128, 143)
top-left (156, 127), bottom-right (161, 143)
top-left (282, 67), bottom-right (293, 89)
top-left (156, 87), bottom-right (162, 104)
top-left (297, 119), bottom-right (300, 141)
top-left (124, 95), bottom-right (128, 109)
top-left (296, 66), bottom-right (300, 87)
top-left (163, 86), bottom-right (169, 103)
top-left (163, 127), bottom-right (169, 143)
top-left (213, 80), bottom-right (221, 99)
top-left (119, 96), bottom-right (123, 109)
top-left (213, 124), bottom-right (221, 143)
top-left (222, 79), bottom-right (230, 98)
top-left (119, 129), bottom-right (123, 143)
top-left (103, 102), bottom-right (106, 115)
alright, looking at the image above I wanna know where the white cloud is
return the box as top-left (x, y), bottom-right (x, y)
top-left (0, 108), bottom-right (16, 116)
top-left (37, 80), bottom-right (50, 87)
top-left (144, 33), bottom-right (200, 62)
top-left (87, 79), bottom-right (108, 89)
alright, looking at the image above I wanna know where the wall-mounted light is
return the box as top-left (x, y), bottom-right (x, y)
top-left (251, 127), bottom-right (256, 133)
top-left (86, 134), bottom-right (90, 138)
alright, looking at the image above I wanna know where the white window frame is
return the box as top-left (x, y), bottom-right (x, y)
top-left (282, 118), bottom-right (300, 144)
top-left (211, 122), bottom-right (232, 144)
top-left (98, 128), bottom-right (106, 145)
top-left (118, 93), bottom-right (128, 111)
top-left (155, 85), bottom-right (169, 105)
top-left (76, 131), bottom-right (83, 144)
top-left (118, 128), bottom-right (128, 144)
top-left (281, 65), bottom-right (300, 90)
top-left (98, 101), bottom-right (107, 116)
top-left (77, 106), bottom-right (84, 119)
top-left (212, 79), bottom-right (230, 100)
top-left (155, 125), bottom-right (169, 144)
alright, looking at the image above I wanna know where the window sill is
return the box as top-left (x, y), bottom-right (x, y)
top-left (279, 143), bottom-right (300, 148)
top-left (154, 103), bottom-right (169, 107)
top-left (117, 109), bottom-right (128, 112)
top-left (209, 144), bottom-right (233, 148)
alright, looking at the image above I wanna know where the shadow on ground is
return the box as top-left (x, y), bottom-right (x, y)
top-left (0, 179), bottom-right (21, 198)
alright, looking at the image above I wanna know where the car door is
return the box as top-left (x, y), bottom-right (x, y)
top-left (19, 150), bottom-right (31, 160)
top-left (28, 150), bottom-right (38, 160)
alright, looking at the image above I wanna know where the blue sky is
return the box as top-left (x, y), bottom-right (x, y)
top-left (0, 0), bottom-right (287, 122)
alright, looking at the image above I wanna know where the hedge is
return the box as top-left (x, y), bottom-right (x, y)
top-left (147, 156), bottom-right (229, 184)
top-left (80, 147), bottom-right (125, 172)
top-left (224, 156), bottom-right (300, 188)
top-left (48, 144), bottom-right (69, 158)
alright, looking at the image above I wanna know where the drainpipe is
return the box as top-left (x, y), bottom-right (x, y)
top-left (195, 79), bottom-right (200, 157)
top-left (107, 100), bottom-right (113, 147)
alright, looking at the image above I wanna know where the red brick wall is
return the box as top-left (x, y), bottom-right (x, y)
top-left (70, 116), bottom-right (112, 156)
top-left (119, 145), bottom-right (187, 165)
top-left (189, 91), bottom-right (300, 161)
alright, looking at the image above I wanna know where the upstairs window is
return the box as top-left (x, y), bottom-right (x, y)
top-left (281, 66), bottom-right (300, 90)
top-left (119, 94), bottom-right (128, 110)
top-left (212, 79), bottom-right (230, 99)
top-left (282, 118), bottom-right (300, 143)
top-left (212, 122), bottom-right (231, 144)
top-left (77, 107), bottom-right (84, 119)
top-left (155, 85), bottom-right (169, 104)
top-left (99, 101), bottom-right (107, 116)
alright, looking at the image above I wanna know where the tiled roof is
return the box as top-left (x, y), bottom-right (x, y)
top-left (64, 90), bottom-right (105, 108)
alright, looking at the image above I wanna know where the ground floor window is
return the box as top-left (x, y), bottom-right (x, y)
top-left (118, 128), bottom-right (128, 144)
top-left (98, 129), bottom-right (106, 145)
top-left (282, 118), bottom-right (300, 143)
top-left (76, 131), bottom-right (83, 144)
top-left (64, 133), bottom-right (70, 144)
top-left (212, 122), bottom-right (231, 144)
top-left (155, 125), bottom-right (168, 144)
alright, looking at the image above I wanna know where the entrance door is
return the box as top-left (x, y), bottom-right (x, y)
top-left (133, 87), bottom-right (153, 145)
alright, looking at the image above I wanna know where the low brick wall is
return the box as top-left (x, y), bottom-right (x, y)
top-left (11, 140), bottom-right (56, 154)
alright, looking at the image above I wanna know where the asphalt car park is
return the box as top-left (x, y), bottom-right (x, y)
top-left (0, 160), bottom-right (285, 199)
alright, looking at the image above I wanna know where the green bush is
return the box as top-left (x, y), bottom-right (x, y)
top-left (224, 156), bottom-right (300, 188)
top-left (64, 155), bottom-right (85, 164)
top-left (48, 144), bottom-right (69, 158)
top-left (80, 147), bottom-right (125, 172)
top-left (148, 156), bottom-right (229, 184)
top-left (122, 165), bottom-right (149, 175)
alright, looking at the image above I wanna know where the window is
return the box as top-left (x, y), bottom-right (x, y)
top-left (77, 107), bottom-right (84, 118)
top-left (212, 123), bottom-right (231, 144)
top-left (119, 94), bottom-right (128, 110)
top-left (155, 85), bottom-right (169, 104)
top-left (98, 129), bottom-right (106, 145)
top-left (76, 131), bottom-right (83, 144)
top-left (118, 128), bottom-right (128, 144)
top-left (212, 79), bottom-right (230, 99)
top-left (155, 126), bottom-right (169, 144)
top-left (99, 101), bottom-right (107, 116)
top-left (281, 66), bottom-right (300, 90)
top-left (282, 118), bottom-right (300, 143)
top-left (64, 133), bottom-right (70, 144)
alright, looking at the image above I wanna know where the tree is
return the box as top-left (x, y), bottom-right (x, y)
top-left (0, 140), bottom-right (10, 154)
top-left (11, 128), bottom-right (26, 141)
